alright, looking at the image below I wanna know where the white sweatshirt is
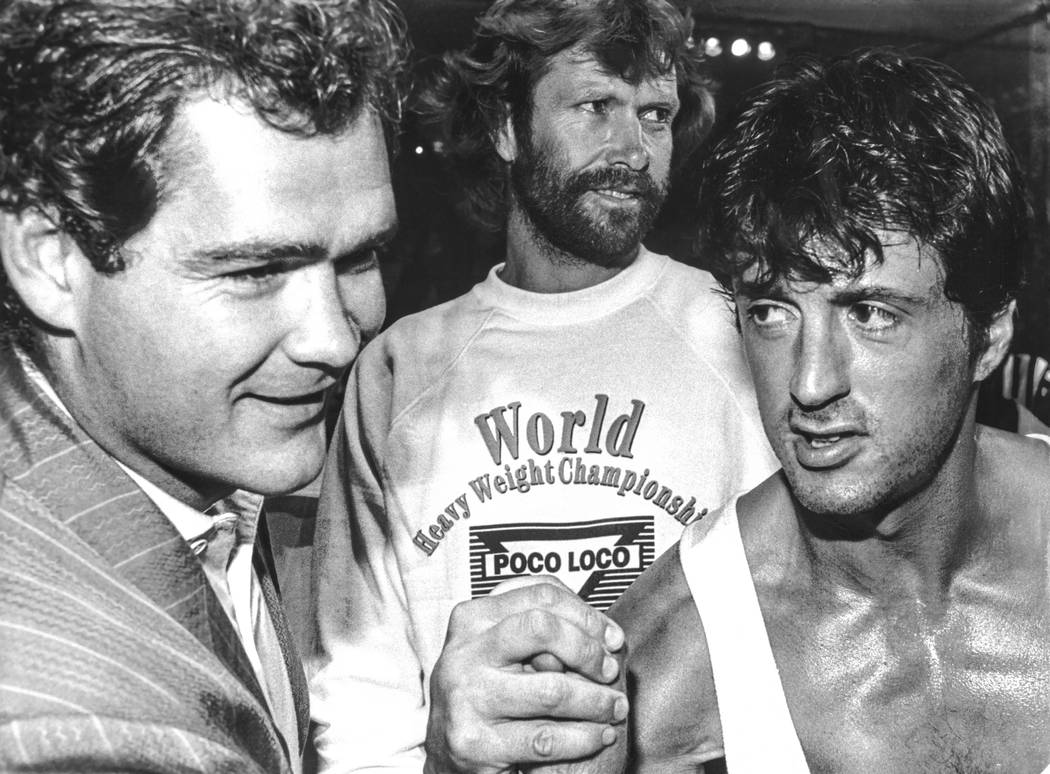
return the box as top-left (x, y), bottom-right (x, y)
top-left (309, 248), bottom-right (779, 773)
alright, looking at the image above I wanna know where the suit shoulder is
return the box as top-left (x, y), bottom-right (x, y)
top-left (0, 715), bottom-right (275, 773)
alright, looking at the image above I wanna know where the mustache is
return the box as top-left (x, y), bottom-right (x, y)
top-left (788, 405), bottom-right (868, 429)
top-left (566, 166), bottom-right (661, 199)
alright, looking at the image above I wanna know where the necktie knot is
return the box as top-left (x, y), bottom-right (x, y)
top-left (192, 511), bottom-right (241, 574)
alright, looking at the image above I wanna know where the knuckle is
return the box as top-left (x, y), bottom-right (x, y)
top-left (446, 599), bottom-right (473, 633)
top-left (580, 605), bottom-right (605, 635)
top-left (447, 723), bottom-right (483, 755)
top-left (429, 658), bottom-right (474, 707)
top-left (580, 636), bottom-right (604, 668)
top-left (522, 608), bottom-right (557, 641)
top-left (530, 723), bottom-right (559, 758)
top-left (528, 581), bottom-right (562, 608)
top-left (534, 674), bottom-right (568, 712)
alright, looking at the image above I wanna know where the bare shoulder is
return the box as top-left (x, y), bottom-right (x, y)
top-left (977, 425), bottom-right (1050, 506)
top-left (610, 542), bottom-right (724, 771)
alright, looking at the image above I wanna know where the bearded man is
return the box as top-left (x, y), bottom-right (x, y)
top-left (307, 2), bottom-right (778, 772)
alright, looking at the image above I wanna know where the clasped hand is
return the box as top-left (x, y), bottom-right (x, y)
top-left (424, 576), bottom-right (628, 774)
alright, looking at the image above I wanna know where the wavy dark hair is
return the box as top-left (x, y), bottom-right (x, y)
top-left (0, 0), bottom-right (409, 346)
top-left (417, 0), bottom-right (714, 232)
top-left (700, 48), bottom-right (1028, 347)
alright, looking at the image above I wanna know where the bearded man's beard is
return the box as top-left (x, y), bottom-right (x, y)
top-left (510, 132), bottom-right (667, 266)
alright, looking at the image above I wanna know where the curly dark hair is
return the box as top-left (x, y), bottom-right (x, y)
top-left (700, 48), bottom-right (1028, 344)
top-left (417, 0), bottom-right (714, 232)
top-left (0, 0), bottom-right (409, 347)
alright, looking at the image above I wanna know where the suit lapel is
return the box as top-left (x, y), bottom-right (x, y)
top-left (0, 352), bottom-right (269, 713)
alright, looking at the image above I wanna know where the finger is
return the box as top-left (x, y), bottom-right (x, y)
top-left (453, 579), bottom-right (625, 653)
top-left (489, 719), bottom-right (622, 765)
top-left (495, 671), bottom-right (628, 724)
top-left (489, 575), bottom-right (574, 597)
top-left (485, 605), bottom-right (621, 683)
top-left (529, 653), bottom-right (566, 673)
top-left (445, 580), bottom-right (575, 640)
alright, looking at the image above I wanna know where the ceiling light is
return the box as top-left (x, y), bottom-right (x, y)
top-left (731, 38), bottom-right (751, 57)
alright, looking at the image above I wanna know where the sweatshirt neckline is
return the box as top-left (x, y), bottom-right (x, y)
top-left (472, 247), bottom-right (666, 325)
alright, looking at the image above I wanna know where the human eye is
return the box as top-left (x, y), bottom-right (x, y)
top-left (641, 105), bottom-right (675, 125)
top-left (335, 246), bottom-right (384, 276)
top-left (580, 99), bottom-right (610, 115)
top-left (848, 302), bottom-right (899, 334)
top-left (745, 301), bottom-right (797, 333)
top-left (224, 262), bottom-right (291, 291)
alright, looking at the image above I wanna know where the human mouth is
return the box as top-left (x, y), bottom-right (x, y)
top-left (242, 387), bottom-right (330, 426)
top-left (252, 389), bottom-right (328, 406)
top-left (591, 187), bottom-right (640, 203)
top-left (595, 187), bottom-right (637, 198)
top-left (789, 424), bottom-right (865, 470)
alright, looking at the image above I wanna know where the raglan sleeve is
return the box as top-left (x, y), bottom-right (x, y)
top-left (308, 344), bottom-right (428, 774)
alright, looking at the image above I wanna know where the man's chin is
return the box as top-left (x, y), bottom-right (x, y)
top-left (786, 471), bottom-right (890, 524)
top-left (547, 223), bottom-right (645, 266)
top-left (232, 439), bottom-right (326, 497)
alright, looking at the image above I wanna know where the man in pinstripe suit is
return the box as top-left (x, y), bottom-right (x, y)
top-left (0, 1), bottom-right (407, 771)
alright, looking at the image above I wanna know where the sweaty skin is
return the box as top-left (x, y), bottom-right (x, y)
top-left (605, 238), bottom-right (1050, 773)
top-left (616, 431), bottom-right (1050, 773)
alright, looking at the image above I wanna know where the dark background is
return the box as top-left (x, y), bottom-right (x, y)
top-left (382, 0), bottom-right (1050, 363)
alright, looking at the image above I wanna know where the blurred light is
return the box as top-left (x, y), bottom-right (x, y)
top-left (703, 37), bottom-right (722, 57)
top-left (414, 145), bottom-right (425, 155)
top-left (757, 41), bottom-right (776, 61)
top-left (731, 38), bottom-right (751, 57)
top-left (432, 140), bottom-right (445, 154)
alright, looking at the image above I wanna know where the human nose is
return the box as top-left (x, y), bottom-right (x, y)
top-left (790, 317), bottom-right (850, 410)
top-left (282, 265), bottom-right (360, 371)
top-left (606, 113), bottom-right (648, 171)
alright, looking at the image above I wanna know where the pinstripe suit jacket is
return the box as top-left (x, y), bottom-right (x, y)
top-left (0, 349), bottom-right (308, 773)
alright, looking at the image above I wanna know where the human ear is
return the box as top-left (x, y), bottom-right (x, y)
top-left (0, 209), bottom-right (83, 332)
top-left (973, 300), bottom-right (1015, 382)
top-left (493, 105), bottom-right (518, 163)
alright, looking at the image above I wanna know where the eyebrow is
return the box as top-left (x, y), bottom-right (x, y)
top-left (190, 241), bottom-right (327, 266)
top-left (735, 281), bottom-right (933, 308)
top-left (830, 285), bottom-right (933, 307)
top-left (646, 94), bottom-right (680, 111)
top-left (188, 223), bottom-right (399, 267)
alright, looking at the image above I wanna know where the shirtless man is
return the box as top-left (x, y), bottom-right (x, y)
top-left (610, 49), bottom-right (1050, 773)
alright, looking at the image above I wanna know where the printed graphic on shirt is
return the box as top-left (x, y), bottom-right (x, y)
top-left (469, 516), bottom-right (655, 611)
top-left (412, 394), bottom-right (709, 557)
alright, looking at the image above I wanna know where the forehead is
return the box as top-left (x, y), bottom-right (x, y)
top-left (735, 232), bottom-right (948, 301)
top-left (150, 96), bottom-right (395, 256)
top-left (532, 45), bottom-right (678, 104)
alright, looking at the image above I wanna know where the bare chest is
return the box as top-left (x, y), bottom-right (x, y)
top-left (765, 585), bottom-right (1050, 773)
